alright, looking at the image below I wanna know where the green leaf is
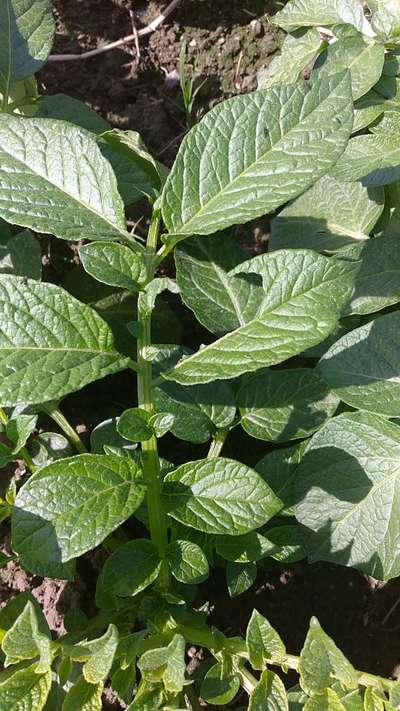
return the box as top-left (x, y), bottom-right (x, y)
top-left (175, 234), bottom-right (262, 336)
top-left (216, 532), bottom-right (276, 563)
top-left (270, 176), bottom-right (384, 252)
top-left (2, 601), bottom-right (51, 672)
top-left (256, 442), bottom-right (306, 516)
top-left (226, 561), bottom-right (256, 596)
top-left (201, 662), bottom-right (240, 705)
top-left (36, 94), bottom-right (110, 134)
top-left (83, 625), bottom-right (119, 684)
top-left (90, 417), bottom-right (137, 454)
top-left (314, 37), bottom-right (385, 101)
top-left (363, 688), bottom-right (385, 711)
top-left (238, 368), bottom-right (339, 443)
top-left (149, 412), bottom-right (175, 438)
top-left (163, 458), bottom-right (282, 535)
top-left (258, 29), bottom-right (324, 89)
top-left (126, 684), bottom-right (163, 710)
top-left (12, 454), bottom-right (145, 576)
top-left (29, 432), bottom-right (74, 467)
top-left (117, 408), bottom-right (153, 442)
top-left (6, 415), bottom-right (37, 453)
top-left (0, 664), bottom-right (51, 711)
top-left (340, 234), bottom-right (400, 316)
top-left (371, 0), bottom-right (400, 39)
top-left (0, 230), bottom-right (42, 280)
top-left (100, 129), bottom-right (165, 205)
top-left (303, 688), bottom-right (347, 711)
top-left (161, 72), bottom-right (353, 236)
top-left (332, 119), bottom-right (400, 187)
top-left (0, 116), bottom-right (135, 245)
top-left (273, 0), bottom-right (365, 31)
top-left (299, 617), bottom-right (358, 694)
top-left (295, 411), bottom-right (400, 580)
top-left (138, 634), bottom-right (186, 694)
top-left (0, 592), bottom-right (40, 632)
top-left (317, 311), bottom-right (400, 416)
top-left (390, 681), bottom-right (400, 707)
top-left (97, 539), bottom-right (161, 599)
top-left (79, 242), bottom-right (144, 292)
top-left (0, 0), bottom-right (54, 92)
top-left (0, 276), bottom-right (129, 406)
top-left (249, 670), bottom-right (288, 711)
top-left (166, 540), bottom-right (209, 583)
top-left (265, 525), bottom-right (307, 564)
top-left (246, 610), bottom-right (286, 670)
top-left (164, 250), bottom-right (357, 385)
top-left (61, 676), bottom-right (102, 711)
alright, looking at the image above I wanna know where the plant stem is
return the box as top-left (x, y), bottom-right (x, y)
top-left (137, 211), bottom-right (170, 587)
top-left (0, 408), bottom-right (37, 473)
top-left (207, 428), bottom-right (229, 458)
top-left (43, 405), bottom-right (87, 454)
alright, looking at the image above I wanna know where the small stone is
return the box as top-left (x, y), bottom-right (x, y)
top-left (189, 38), bottom-right (197, 47)
top-left (250, 19), bottom-right (263, 36)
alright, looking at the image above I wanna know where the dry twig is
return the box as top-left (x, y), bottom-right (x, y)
top-left (48, 0), bottom-right (181, 62)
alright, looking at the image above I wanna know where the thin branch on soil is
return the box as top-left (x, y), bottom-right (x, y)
top-left (382, 596), bottom-right (400, 627)
top-left (48, 0), bottom-right (182, 62)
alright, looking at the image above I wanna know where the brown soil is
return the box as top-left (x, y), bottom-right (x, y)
top-left (2, 1), bottom-right (399, 709)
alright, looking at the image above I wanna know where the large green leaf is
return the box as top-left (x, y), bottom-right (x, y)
top-left (161, 72), bottom-right (353, 236)
top-left (258, 29), bottom-right (324, 89)
top-left (162, 458), bottom-right (282, 535)
top-left (0, 276), bottom-right (129, 405)
top-left (340, 234), bottom-right (400, 315)
top-left (12, 454), bottom-right (145, 577)
top-left (270, 176), bottom-right (384, 252)
top-left (0, 664), bottom-right (51, 711)
top-left (82, 625), bottom-right (119, 684)
top-left (36, 94), bottom-right (110, 134)
top-left (0, 116), bottom-right (136, 245)
top-left (256, 442), bottom-right (307, 517)
top-left (314, 36), bottom-right (385, 101)
top-left (299, 617), bottom-right (358, 694)
top-left (249, 670), bottom-right (288, 711)
top-left (0, 0), bottom-right (54, 94)
top-left (238, 368), bottom-right (339, 443)
top-left (164, 250), bottom-right (357, 385)
top-left (175, 234), bottom-right (262, 336)
top-left (317, 311), bottom-right (400, 416)
top-left (273, 0), bottom-right (365, 31)
top-left (295, 412), bottom-right (400, 579)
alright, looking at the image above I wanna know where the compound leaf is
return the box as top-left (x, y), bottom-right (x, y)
top-left (0, 0), bottom-right (54, 93)
top-left (317, 311), bottom-right (400, 416)
top-left (79, 242), bottom-right (144, 292)
top-left (0, 116), bottom-right (134, 244)
top-left (12, 454), bottom-right (145, 576)
top-left (0, 276), bottom-right (129, 406)
top-left (249, 670), bottom-right (288, 711)
top-left (163, 458), bottom-right (282, 535)
top-left (273, 0), bottom-right (365, 31)
top-left (246, 610), bottom-right (286, 670)
top-left (97, 539), bottom-right (161, 599)
top-left (162, 72), bottom-right (353, 236)
top-left (164, 250), bottom-right (357, 385)
top-left (238, 368), bottom-right (339, 443)
top-left (166, 540), bottom-right (209, 584)
top-left (270, 176), bottom-right (383, 253)
top-left (0, 664), bottom-right (51, 711)
top-left (295, 412), bottom-right (400, 580)
top-left (299, 617), bottom-right (358, 694)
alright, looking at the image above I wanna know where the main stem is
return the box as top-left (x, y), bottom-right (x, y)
top-left (137, 212), bottom-right (169, 587)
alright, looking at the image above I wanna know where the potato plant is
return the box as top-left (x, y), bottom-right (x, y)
top-left (1, 0), bottom-right (400, 708)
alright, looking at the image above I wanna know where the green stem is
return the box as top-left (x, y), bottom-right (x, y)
top-left (137, 211), bottom-right (170, 587)
top-left (207, 428), bottom-right (229, 458)
top-left (0, 408), bottom-right (37, 473)
top-left (43, 405), bottom-right (87, 454)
